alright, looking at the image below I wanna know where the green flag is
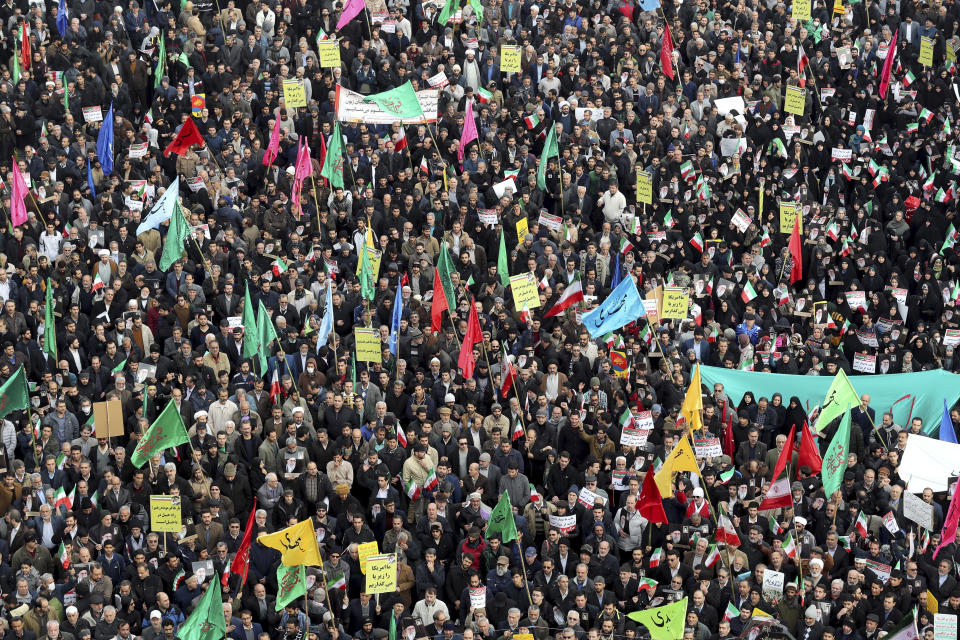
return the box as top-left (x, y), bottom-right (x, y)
top-left (154, 35), bottom-right (166, 89)
top-left (0, 365), bottom-right (29, 420)
top-left (485, 491), bottom-right (518, 543)
top-left (815, 368), bottom-right (860, 432)
top-left (242, 283), bottom-right (260, 362)
top-left (111, 359), bottom-right (127, 374)
top-left (131, 398), bottom-right (190, 468)
top-left (43, 279), bottom-right (57, 362)
top-left (256, 300), bottom-right (279, 374)
top-left (497, 228), bottom-right (510, 288)
top-left (63, 72), bottom-right (68, 110)
top-left (626, 597), bottom-right (688, 640)
top-left (438, 0), bottom-right (460, 25)
top-left (536, 124), bottom-right (559, 190)
top-left (359, 239), bottom-right (376, 302)
top-left (12, 42), bottom-right (20, 85)
top-left (320, 122), bottom-right (345, 189)
top-left (363, 82), bottom-right (425, 122)
top-left (177, 572), bottom-right (226, 640)
top-left (436, 245), bottom-right (457, 311)
top-left (821, 408), bottom-right (851, 498)
top-left (467, 0), bottom-right (483, 21)
top-left (275, 564), bottom-right (307, 611)
top-left (158, 200), bottom-right (191, 270)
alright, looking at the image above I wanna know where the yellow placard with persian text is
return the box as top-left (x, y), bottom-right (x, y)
top-left (150, 495), bottom-right (182, 532)
top-left (500, 45), bottom-right (522, 73)
top-left (660, 287), bottom-right (689, 320)
top-left (318, 41), bottom-right (341, 68)
top-left (516, 217), bottom-right (529, 242)
top-left (784, 85), bottom-right (805, 116)
top-left (358, 541), bottom-right (379, 573)
top-left (509, 273), bottom-right (541, 312)
top-left (920, 37), bottom-right (934, 67)
top-left (282, 80), bottom-right (307, 108)
top-left (364, 555), bottom-right (397, 593)
top-left (779, 202), bottom-right (802, 234)
top-left (636, 169), bottom-right (653, 205)
top-left (354, 329), bottom-right (382, 363)
top-left (792, 0), bottom-right (811, 21)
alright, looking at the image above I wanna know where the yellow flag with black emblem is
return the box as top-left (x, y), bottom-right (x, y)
top-left (257, 519), bottom-right (323, 566)
top-left (627, 596), bottom-right (688, 640)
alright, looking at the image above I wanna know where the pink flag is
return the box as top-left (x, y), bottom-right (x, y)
top-left (934, 478), bottom-right (960, 559)
top-left (458, 99), bottom-right (478, 163)
top-left (336, 0), bottom-right (365, 30)
top-left (262, 114), bottom-right (282, 167)
top-left (10, 157), bottom-right (28, 227)
top-left (878, 28), bottom-right (898, 100)
top-left (291, 139), bottom-right (313, 216)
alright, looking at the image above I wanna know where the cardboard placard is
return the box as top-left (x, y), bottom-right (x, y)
top-left (318, 41), bottom-right (341, 68)
top-left (935, 614), bottom-right (957, 640)
top-left (792, 0), bottom-right (811, 20)
top-left (660, 287), bottom-right (689, 320)
top-left (358, 541), bottom-right (379, 573)
top-left (779, 202), bottom-right (802, 233)
top-left (509, 273), bottom-right (541, 311)
top-left (548, 514), bottom-right (577, 533)
top-left (903, 491), bottom-right (935, 530)
top-left (538, 210), bottom-right (562, 231)
top-left (784, 85), bottom-right (806, 116)
top-left (364, 554), bottom-right (396, 593)
top-left (920, 36), bottom-right (935, 67)
top-left (762, 569), bottom-right (784, 600)
top-left (83, 106), bottom-right (103, 122)
top-left (150, 495), bottom-right (182, 532)
top-left (693, 437), bottom-right (723, 458)
top-left (469, 586), bottom-right (487, 609)
top-left (636, 169), bottom-right (653, 205)
top-left (354, 329), bottom-right (382, 363)
top-left (516, 217), bottom-right (529, 241)
top-left (128, 143), bottom-right (148, 159)
top-left (92, 399), bottom-right (124, 438)
top-left (853, 352), bottom-right (876, 373)
top-left (282, 80), bottom-right (307, 108)
top-left (500, 45), bottom-right (522, 72)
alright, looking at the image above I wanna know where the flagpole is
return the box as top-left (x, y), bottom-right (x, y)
top-left (480, 341), bottom-right (498, 404)
top-left (515, 532), bottom-right (533, 604)
top-left (309, 173), bottom-right (323, 235)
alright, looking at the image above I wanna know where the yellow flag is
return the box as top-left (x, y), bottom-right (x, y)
top-left (680, 363), bottom-right (703, 429)
top-left (926, 590), bottom-right (939, 614)
top-left (654, 437), bottom-right (702, 497)
top-left (257, 519), bottom-right (323, 566)
top-left (364, 226), bottom-right (375, 248)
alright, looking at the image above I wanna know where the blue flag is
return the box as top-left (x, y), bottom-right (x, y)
top-left (97, 103), bottom-right (114, 175)
top-left (87, 161), bottom-right (96, 197)
top-left (316, 280), bottom-right (334, 352)
top-left (611, 251), bottom-right (621, 289)
top-left (942, 399), bottom-right (957, 443)
top-left (582, 273), bottom-right (645, 338)
top-left (56, 0), bottom-right (68, 37)
top-left (389, 277), bottom-right (403, 356)
top-left (639, 0), bottom-right (660, 10)
top-left (136, 177), bottom-right (180, 235)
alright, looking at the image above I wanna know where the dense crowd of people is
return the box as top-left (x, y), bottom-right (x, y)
top-left (0, 1), bottom-right (959, 640)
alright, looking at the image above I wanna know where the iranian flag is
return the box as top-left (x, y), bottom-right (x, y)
top-left (920, 107), bottom-right (934, 123)
top-left (723, 602), bottom-right (739, 622)
top-left (648, 547), bottom-right (662, 568)
top-left (704, 544), bottom-right (721, 567)
top-left (58, 541), bottom-right (70, 568)
top-left (924, 172), bottom-right (936, 192)
top-left (906, 122), bottom-right (919, 134)
top-left (500, 350), bottom-right (517, 398)
top-left (619, 236), bottom-right (635, 253)
top-left (716, 507), bottom-right (741, 546)
top-left (55, 452), bottom-right (66, 469)
top-left (272, 257), bottom-right (289, 277)
top-left (396, 428), bottom-right (407, 448)
top-left (943, 224), bottom-right (959, 253)
top-left (54, 485), bottom-right (73, 511)
top-left (423, 468), bottom-right (439, 491)
top-left (394, 127), bottom-right (407, 152)
top-left (619, 408), bottom-right (634, 430)
top-left (759, 227), bottom-right (771, 247)
top-left (769, 515), bottom-right (783, 535)
top-left (680, 160), bottom-right (695, 182)
top-left (477, 88), bottom-right (492, 103)
top-left (637, 577), bottom-right (658, 593)
top-left (544, 279), bottom-right (583, 317)
top-left (718, 468), bottom-right (735, 484)
top-left (781, 531), bottom-right (797, 558)
top-left (330, 571), bottom-right (347, 590)
top-left (529, 483), bottom-right (542, 503)
top-left (524, 114), bottom-right (540, 129)
top-left (419, 156), bottom-right (429, 173)
top-left (640, 323), bottom-right (653, 346)
top-left (269, 367), bottom-right (282, 405)
top-left (919, 529), bottom-right (930, 553)
top-left (882, 608), bottom-right (919, 640)
top-left (741, 281), bottom-right (758, 303)
top-left (663, 210), bottom-right (674, 228)
top-left (512, 420), bottom-right (524, 441)
top-left (690, 232), bottom-right (704, 252)
top-left (855, 511), bottom-right (869, 537)
top-left (825, 221), bottom-right (839, 241)
top-left (903, 70), bottom-right (916, 86)
top-left (757, 477), bottom-right (793, 510)
top-left (405, 478), bottom-right (420, 501)
top-left (519, 303), bottom-right (531, 324)
top-left (92, 273), bottom-right (104, 292)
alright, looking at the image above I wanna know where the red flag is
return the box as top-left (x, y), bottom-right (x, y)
top-left (769, 425), bottom-right (796, 483)
top-left (618, 3), bottom-right (634, 21)
top-left (660, 23), bottom-right (675, 80)
top-left (457, 300), bottom-right (483, 379)
top-left (797, 422), bottom-right (823, 477)
top-left (788, 215), bottom-right (803, 284)
top-left (163, 118), bottom-right (205, 157)
top-left (934, 477), bottom-right (960, 558)
top-left (501, 357), bottom-right (517, 398)
top-left (757, 477), bottom-right (793, 511)
top-left (262, 114), bottom-right (282, 166)
top-left (638, 470), bottom-right (668, 524)
top-left (721, 402), bottom-right (735, 456)
top-left (797, 44), bottom-right (809, 87)
top-left (318, 133), bottom-right (328, 185)
top-left (394, 127), bottom-right (407, 152)
top-left (430, 267), bottom-right (448, 332)
top-left (21, 25), bottom-right (30, 70)
top-left (222, 497), bottom-right (257, 589)
top-left (878, 28), bottom-right (899, 100)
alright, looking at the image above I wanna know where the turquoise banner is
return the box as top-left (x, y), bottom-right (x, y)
top-left (699, 366), bottom-right (960, 436)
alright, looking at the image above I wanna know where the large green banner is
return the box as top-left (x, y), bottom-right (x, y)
top-left (699, 366), bottom-right (960, 436)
